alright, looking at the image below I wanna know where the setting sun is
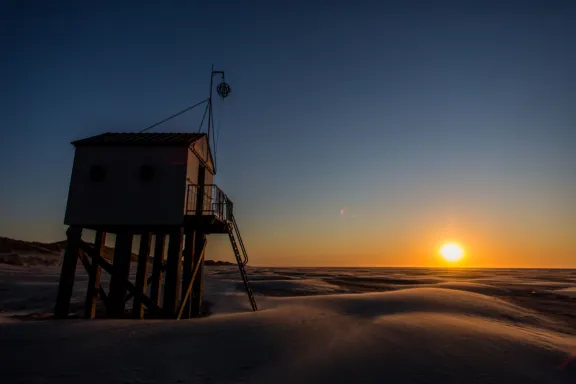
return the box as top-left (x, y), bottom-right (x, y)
top-left (439, 242), bottom-right (464, 263)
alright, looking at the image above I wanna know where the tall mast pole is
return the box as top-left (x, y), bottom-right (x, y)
top-left (206, 66), bottom-right (231, 174)
top-left (207, 64), bottom-right (214, 149)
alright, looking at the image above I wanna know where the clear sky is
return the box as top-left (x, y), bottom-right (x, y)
top-left (2, 0), bottom-right (575, 267)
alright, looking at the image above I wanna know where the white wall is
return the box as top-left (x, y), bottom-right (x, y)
top-left (186, 151), bottom-right (200, 185)
top-left (191, 136), bottom-right (214, 174)
top-left (64, 146), bottom-right (189, 226)
top-left (186, 136), bottom-right (216, 214)
top-left (186, 136), bottom-right (215, 184)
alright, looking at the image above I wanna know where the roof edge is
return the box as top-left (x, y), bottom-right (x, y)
top-left (71, 132), bottom-right (207, 146)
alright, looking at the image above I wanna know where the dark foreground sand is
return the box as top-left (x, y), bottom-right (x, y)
top-left (1, 263), bottom-right (575, 383)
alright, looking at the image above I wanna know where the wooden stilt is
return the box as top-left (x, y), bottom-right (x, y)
top-left (180, 229), bottom-right (195, 319)
top-left (84, 231), bottom-right (106, 319)
top-left (150, 233), bottom-right (165, 307)
top-left (163, 228), bottom-right (184, 316)
top-left (191, 231), bottom-right (207, 317)
top-left (78, 248), bottom-right (108, 308)
top-left (125, 266), bottom-right (163, 303)
top-left (191, 163), bottom-right (207, 317)
top-left (107, 232), bottom-right (133, 318)
top-left (132, 233), bottom-right (151, 319)
top-left (54, 226), bottom-right (83, 318)
top-left (176, 239), bottom-right (206, 320)
top-left (79, 241), bottom-right (161, 313)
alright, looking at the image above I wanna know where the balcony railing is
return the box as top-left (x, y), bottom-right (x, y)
top-left (186, 184), bottom-right (233, 222)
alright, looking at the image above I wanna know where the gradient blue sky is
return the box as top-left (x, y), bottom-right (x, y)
top-left (2, 0), bottom-right (575, 267)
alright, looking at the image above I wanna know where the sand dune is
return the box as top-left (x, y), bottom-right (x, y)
top-left (1, 264), bottom-right (575, 383)
top-left (556, 287), bottom-right (576, 299)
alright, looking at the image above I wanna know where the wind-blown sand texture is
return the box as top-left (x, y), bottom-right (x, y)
top-left (1, 263), bottom-right (575, 383)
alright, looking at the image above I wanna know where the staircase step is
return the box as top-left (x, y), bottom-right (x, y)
top-left (227, 215), bottom-right (258, 311)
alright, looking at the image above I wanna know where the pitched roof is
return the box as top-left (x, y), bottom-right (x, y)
top-left (71, 132), bottom-right (205, 146)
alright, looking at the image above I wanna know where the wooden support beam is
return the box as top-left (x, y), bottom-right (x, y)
top-left (78, 242), bottom-right (96, 264)
top-left (78, 248), bottom-right (91, 272)
top-left (191, 231), bottom-right (207, 317)
top-left (84, 231), bottom-right (106, 319)
top-left (107, 232), bottom-right (134, 318)
top-left (125, 264), bottom-right (165, 303)
top-left (54, 227), bottom-right (82, 318)
top-left (176, 239), bottom-right (206, 320)
top-left (163, 228), bottom-right (184, 316)
top-left (98, 285), bottom-right (108, 304)
top-left (132, 233), bottom-right (151, 319)
top-left (150, 233), bottom-right (166, 307)
top-left (191, 163), bottom-right (207, 317)
top-left (85, 251), bottom-right (161, 314)
top-left (180, 229), bottom-right (195, 319)
top-left (78, 248), bottom-right (109, 309)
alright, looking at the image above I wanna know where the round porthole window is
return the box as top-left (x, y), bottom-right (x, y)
top-left (89, 165), bottom-right (107, 182)
top-left (140, 165), bottom-right (155, 181)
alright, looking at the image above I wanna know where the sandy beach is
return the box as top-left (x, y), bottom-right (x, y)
top-left (1, 262), bottom-right (575, 383)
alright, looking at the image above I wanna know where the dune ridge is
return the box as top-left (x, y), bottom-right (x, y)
top-left (1, 264), bottom-right (575, 383)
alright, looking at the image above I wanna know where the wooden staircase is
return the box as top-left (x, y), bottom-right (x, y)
top-left (226, 215), bottom-right (258, 311)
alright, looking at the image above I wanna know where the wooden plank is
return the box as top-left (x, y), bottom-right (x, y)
top-left (93, 253), bottom-right (160, 313)
top-left (127, 282), bottom-right (161, 314)
top-left (78, 241), bottom-right (113, 275)
top-left (180, 229), bottom-right (195, 319)
top-left (176, 239), bottom-right (206, 320)
top-left (78, 246), bottom-right (108, 306)
top-left (107, 232), bottom-right (133, 318)
top-left (78, 247), bottom-right (108, 308)
top-left (132, 233), bottom-right (152, 319)
top-left (163, 228), bottom-right (184, 316)
top-left (78, 241), bottom-right (91, 258)
top-left (150, 233), bottom-right (166, 307)
top-left (78, 248), bottom-right (91, 273)
top-left (98, 286), bottom-right (108, 304)
top-left (80, 240), bottom-right (162, 315)
top-left (84, 231), bottom-right (106, 319)
top-left (191, 231), bottom-right (207, 317)
top-left (54, 227), bottom-right (83, 318)
top-left (125, 267), bottom-right (164, 303)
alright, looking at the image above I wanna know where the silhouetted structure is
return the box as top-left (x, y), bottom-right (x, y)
top-left (54, 70), bottom-right (257, 319)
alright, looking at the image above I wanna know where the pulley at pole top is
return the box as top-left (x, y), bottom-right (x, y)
top-left (207, 66), bottom-right (231, 174)
top-left (217, 80), bottom-right (231, 98)
top-left (209, 68), bottom-right (231, 101)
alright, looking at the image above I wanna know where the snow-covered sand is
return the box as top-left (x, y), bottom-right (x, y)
top-left (1, 264), bottom-right (575, 383)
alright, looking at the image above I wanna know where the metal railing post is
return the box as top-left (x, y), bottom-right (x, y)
top-left (185, 184), bottom-right (233, 220)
